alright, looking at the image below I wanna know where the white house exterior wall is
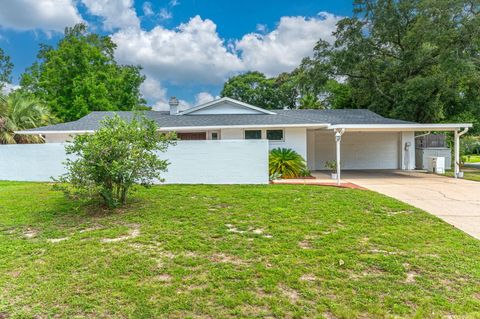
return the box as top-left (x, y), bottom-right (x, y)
top-left (219, 127), bottom-right (307, 159)
top-left (45, 133), bottom-right (73, 143)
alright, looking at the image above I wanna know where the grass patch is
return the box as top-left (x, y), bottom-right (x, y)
top-left (0, 182), bottom-right (479, 318)
top-left (464, 155), bottom-right (480, 163)
top-left (446, 167), bottom-right (480, 182)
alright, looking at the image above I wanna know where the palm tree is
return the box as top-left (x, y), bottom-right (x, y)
top-left (0, 92), bottom-right (52, 144)
top-left (299, 93), bottom-right (324, 109)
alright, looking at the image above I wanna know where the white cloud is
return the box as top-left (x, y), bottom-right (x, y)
top-left (112, 15), bottom-right (244, 85)
top-left (81, 0), bottom-right (140, 30)
top-left (159, 8), bottom-right (173, 20)
top-left (194, 92), bottom-right (216, 105)
top-left (256, 23), bottom-right (268, 33)
top-left (142, 2), bottom-right (154, 16)
top-left (140, 76), bottom-right (193, 111)
top-left (170, 0), bottom-right (180, 7)
top-left (0, 0), bottom-right (83, 32)
top-left (1, 83), bottom-right (20, 95)
top-left (113, 12), bottom-right (342, 108)
top-left (236, 12), bottom-right (341, 76)
top-left (141, 77), bottom-right (167, 101)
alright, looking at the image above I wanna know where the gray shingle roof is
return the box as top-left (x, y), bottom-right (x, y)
top-left (23, 109), bottom-right (414, 132)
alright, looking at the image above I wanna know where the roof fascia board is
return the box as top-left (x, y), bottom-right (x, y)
top-left (328, 123), bottom-right (473, 131)
top-left (17, 123), bottom-right (330, 134)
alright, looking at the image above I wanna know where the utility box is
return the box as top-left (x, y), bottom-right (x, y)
top-left (415, 134), bottom-right (451, 170)
top-left (426, 156), bottom-right (445, 174)
top-left (416, 148), bottom-right (452, 170)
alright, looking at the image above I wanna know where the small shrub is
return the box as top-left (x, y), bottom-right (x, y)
top-left (269, 148), bottom-right (309, 179)
top-left (54, 114), bottom-right (176, 208)
top-left (324, 160), bottom-right (337, 172)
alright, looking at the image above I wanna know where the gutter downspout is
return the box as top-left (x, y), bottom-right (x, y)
top-left (414, 131), bottom-right (431, 140)
top-left (454, 128), bottom-right (469, 178)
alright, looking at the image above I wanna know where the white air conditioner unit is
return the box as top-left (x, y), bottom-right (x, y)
top-left (427, 156), bottom-right (445, 174)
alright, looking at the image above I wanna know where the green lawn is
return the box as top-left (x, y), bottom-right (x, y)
top-left (446, 167), bottom-right (480, 182)
top-left (464, 155), bottom-right (480, 163)
top-left (1, 182), bottom-right (479, 318)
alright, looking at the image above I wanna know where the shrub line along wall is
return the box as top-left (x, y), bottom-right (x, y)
top-left (0, 140), bottom-right (269, 184)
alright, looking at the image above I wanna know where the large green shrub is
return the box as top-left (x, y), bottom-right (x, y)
top-left (54, 114), bottom-right (175, 208)
top-left (269, 148), bottom-right (309, 179)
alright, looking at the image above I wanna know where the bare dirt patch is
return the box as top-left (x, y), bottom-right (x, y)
top-left (368, 248), bottom-right (399, 255)
top-left (279, 284), bottom-right (300, 303)
top-left (47, 237), bottom-right (69, 243)
top-left (79, 226), bottom-right (102, 233)
top-left (323, 312), bottom-right (337, 319)
top-left (405, 271), bottom-right (418, 283)
top-left (101, 225), bottom-right (140, 243)
top-left (299, 239), bottom-right (312, 250)
top-left (225, 224), bottom-right (272, 238)
top-left (300, 274), bottom-right (317, 282)
top-left (154, 274), bottom-right (172, 282)
top-left (23, 228), bottom-right (38, 239)
top-left (209, 253), bottom-right (246, 266)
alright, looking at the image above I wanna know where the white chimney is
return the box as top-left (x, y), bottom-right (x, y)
top-left (169, 96), bottom-right (179, 115)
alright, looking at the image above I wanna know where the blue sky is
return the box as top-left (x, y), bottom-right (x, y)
top-left (0, 0), bottom-right (353, 110)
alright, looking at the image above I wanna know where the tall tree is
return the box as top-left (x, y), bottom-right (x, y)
top-left (20, 24), bottom-right (146, 122)
top-left (0, 48), bottom-right (13, 92)
top-left (221, 72), bottom-right (282, 109)
top-left (303, 0), bottom-right (480, 125)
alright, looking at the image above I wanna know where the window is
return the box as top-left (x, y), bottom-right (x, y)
top-left (266, 129), bottom-right (284, 141)
top-left (244, 130), bottom-right (262, 139)
top-left (177, 132), bottom-right (207, 140)
top-left (211, 132), bottom-right (219, 140)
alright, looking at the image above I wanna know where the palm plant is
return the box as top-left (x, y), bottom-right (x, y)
top-left (0, 92), bottom-right (52, 144)
top-left (299, 93), bottom-right (324, 109)
top-left (269, 148), bottom-right (309, 179)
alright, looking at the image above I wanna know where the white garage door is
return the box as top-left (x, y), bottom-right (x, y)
top-left (313, 131), bottom-right (400, 170)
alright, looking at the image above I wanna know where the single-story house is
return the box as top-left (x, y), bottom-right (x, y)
top-left (17, 97), bottom-right (472, 183)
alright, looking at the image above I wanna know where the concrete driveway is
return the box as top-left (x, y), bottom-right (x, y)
top-left (342, 170), bottom-right (480, 240)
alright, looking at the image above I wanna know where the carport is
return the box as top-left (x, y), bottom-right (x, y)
top-left (307, 123), bottom-right (472, 185)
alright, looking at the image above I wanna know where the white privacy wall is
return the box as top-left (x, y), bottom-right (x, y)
top-left (161, 140), bottom-right (268, 184)
top-left (0, 140), bottom-right (269, 184)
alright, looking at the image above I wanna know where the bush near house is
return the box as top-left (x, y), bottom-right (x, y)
top-left (269, 148), bottom-right (309, 179)
top-left (54, 114), bottom-right (176, 208)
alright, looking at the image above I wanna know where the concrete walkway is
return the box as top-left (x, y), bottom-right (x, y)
top-left (337, 170), bottom-right (480, 239)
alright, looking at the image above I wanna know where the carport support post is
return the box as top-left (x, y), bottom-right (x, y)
top-left (454, 128), bottom-right (469, 178)
top-left (454, 130), bottom-right (460, 178)
top-left (335, 129), bottom-right (345, 186)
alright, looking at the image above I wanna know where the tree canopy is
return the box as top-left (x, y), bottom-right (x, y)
top-left (0, 47), bottom-right (13, 92)
top-left (220, 72), bottom-right (283, 109)
top-left (302, 0), bottom-right (480, 126)
top-left (20, 24), bottom-right (146, 122)
top-left (221, 0), bottom-right (480, 130)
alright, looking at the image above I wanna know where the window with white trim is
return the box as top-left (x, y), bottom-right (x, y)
top-left (266, 129), bottom-right (284, 141)
top-left (244, 130), bottom-right (262, 139)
